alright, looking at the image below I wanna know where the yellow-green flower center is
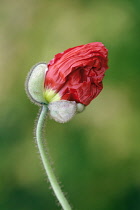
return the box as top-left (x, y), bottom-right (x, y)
top-left (44, 89), bottom-right (61, 103)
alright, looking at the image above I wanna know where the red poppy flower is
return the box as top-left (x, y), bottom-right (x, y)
top-left (44, 42), bottom-right (108, 105)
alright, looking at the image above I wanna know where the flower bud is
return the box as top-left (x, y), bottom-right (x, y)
top-left (25, 42), bottom-right (108, 123)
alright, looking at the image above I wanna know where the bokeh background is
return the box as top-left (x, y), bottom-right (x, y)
top-left (0, 0), bottom-right (140, 209)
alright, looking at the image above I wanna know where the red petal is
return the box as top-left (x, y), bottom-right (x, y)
top-left (45, 42), bottom-right (108, 105)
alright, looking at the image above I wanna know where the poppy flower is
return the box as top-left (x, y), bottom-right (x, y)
top-left (44, 42), bottom-right (108, 105)
top-left (25, 42), bottom-right (109, 210)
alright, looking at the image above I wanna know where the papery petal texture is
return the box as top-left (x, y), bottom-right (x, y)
top-left (44, 42), bottom-right (108, 105)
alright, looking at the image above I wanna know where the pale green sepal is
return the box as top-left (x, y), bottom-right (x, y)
top-left (48, 100), bottom-right (77, 123)
top-left (76, 103), bottom-right (85, 113)
top-left (26, 63), bottom-right (47, 105)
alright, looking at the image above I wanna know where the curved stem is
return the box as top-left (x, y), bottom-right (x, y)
top-left (36, 105), bottom-right (72, 210)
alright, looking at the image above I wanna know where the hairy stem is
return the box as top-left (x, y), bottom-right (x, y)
top-left (36, 105), bottom-right (72, 210)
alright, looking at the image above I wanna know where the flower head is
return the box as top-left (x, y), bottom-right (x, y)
top-left (44, 42), bottom-right (108, 105)
top-left (26, 42), bottom-right (108, 122)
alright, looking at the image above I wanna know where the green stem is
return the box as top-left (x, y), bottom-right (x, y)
top-left (36, 105), bottom-right (72, 210)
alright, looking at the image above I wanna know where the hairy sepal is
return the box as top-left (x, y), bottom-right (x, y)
top-left (48, 100), bottom-right (77, 123)
top-left (26, 62), bottom-right (47, 105)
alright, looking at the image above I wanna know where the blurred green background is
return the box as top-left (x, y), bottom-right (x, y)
top-left (0, 0), bottom-right (140, 209)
